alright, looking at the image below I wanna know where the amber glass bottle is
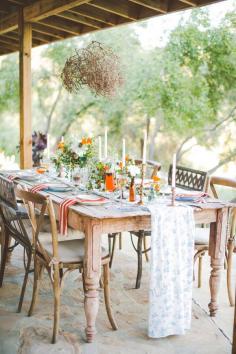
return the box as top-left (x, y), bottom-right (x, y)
top-left (129, 177), bottom-right (136, 202)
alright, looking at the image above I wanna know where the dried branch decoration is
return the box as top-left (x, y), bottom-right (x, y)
top-left (61, 41), bottom-right (124, 97)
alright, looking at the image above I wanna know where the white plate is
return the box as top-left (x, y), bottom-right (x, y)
top-left (18, 173), bottom-right (40, 181)
top-left (76, 194), bottom-right (109, 206)
top-left (46, 183), bottom-right (72, 192)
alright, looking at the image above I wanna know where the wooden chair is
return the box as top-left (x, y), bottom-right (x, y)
top-left (168, 164), bottom-right (208, 191)
top-left (108, 159), bottom-right (161, 289)
top-left (16, 189), bottom-right (117, 344)
top-left (194, 176), bottom-right (236, 306)
top-left (0, 176), bottom-right (32, 312)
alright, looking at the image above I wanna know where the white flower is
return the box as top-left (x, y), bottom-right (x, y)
top-left (78, 151), bottom-right (84, 157)
top-left (127, 165), bottom-right (140, 177)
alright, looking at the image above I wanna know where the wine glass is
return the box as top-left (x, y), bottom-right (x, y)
top-left (72, 168), bottom-right (81, 195)
top-left (116, 173), bottom-right (128, 208)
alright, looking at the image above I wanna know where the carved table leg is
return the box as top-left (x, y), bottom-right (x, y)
top-left (83, 219), bottom-right (102, 343)
top-left (208, 207), bottom-right (229, 317)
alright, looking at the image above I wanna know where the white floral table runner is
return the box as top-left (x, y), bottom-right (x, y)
top-left (148, 205), bottom-right (195, 338)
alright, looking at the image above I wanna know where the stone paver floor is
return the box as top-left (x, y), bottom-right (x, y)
top-left (0, 234), bottom-right (234, 354)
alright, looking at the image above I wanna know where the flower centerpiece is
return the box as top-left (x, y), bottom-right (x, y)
top-left (32, 131), bottom-right (47, 167)
top-left (52, 137), bottom-right (94, 178)
top-left (88, 160), bottom-right (112, 190)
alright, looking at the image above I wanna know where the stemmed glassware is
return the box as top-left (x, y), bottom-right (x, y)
top-left (116, 173), bottom-right (128, 208)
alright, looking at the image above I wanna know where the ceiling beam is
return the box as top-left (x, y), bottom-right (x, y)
top-left (0, 0), bottom-right (92, 35)
top-left (32, 22), bottom-right (68, 39)
top-left (128, 0), bottom-right (168, 13)
top-left (179, 0), bottom-right (197, 6)
top-left (0, 39), bottom-right (18, 51)
top-left (56, 10), bottom-right (103, 29)
top-left (24, 0), bottom-right (92, 22)
top-left (38, 16), bottom-right (84, 36)
top-left (88, 0), bottom-right (139, 20)
top-left (70, 4), bottom-right (120, 26)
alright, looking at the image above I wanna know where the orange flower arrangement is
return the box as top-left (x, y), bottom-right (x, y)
top-left (119, 161), bottom-right (123, 169)
top-left (57, 141), bottom-right (65, 150)
top-left (81, 137), bottom-right (92, 145)
top-left (153, 175), bottom-right (161, 182)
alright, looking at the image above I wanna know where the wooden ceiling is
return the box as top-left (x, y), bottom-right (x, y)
top-left (0, 0), bottom-right (226, 56)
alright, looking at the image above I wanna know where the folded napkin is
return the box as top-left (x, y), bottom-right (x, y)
top-left (30, 184), bottom-right (48, 193)
top-left (7, 174), bottom-right (18, 181)
top-left (148, 204), bottom-right (195, 338)
top-left (176, 192), bottom-right (208, 203)
top-left (59, 198), bottom-right (77, 235)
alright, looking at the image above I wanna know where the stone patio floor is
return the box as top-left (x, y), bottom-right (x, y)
top-left (0, 233), bottom-right (234, 354)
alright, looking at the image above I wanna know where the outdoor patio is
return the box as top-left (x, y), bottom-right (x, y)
top-left (0, 0), bottom-right (236, 353)
top-left (0, 233), bottom-right (234, 354)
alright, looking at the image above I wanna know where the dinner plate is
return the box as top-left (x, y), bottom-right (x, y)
top-left (18, 173), bottom-right (40, 181)
top-left (45, 183), bottom-right (73, 192)
top-left (76, 194), bottom-right (109, 205)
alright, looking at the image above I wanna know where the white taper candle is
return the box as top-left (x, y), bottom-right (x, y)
top-left (122, 138), bottom-right (126, 167)
top-left (142, 130), bottom-right (147, 164)
top-left (47, 133), bottom-right (50, 159)
top-left (172, 153), bottom-right (176, 188)
top-left (98, 136), bottom-right (102, 161)
top-left (104, 127), bottom-right (108, 160)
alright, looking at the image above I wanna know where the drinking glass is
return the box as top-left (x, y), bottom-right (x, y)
top-left (116, 173), bottom-right (128, 208)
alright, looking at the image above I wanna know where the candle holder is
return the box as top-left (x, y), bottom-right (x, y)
top-left (138, 163), bottom-right (146, 205)
top-left (171, 186), bottom-right (176, 207)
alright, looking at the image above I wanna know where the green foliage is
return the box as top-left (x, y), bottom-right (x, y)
top-left (1, 7), bottom-right (236, 171)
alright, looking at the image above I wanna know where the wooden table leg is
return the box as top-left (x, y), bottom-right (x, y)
top-left (208, 207), bottom-right (229, 316)
top-left (83, 219), bottom-right (102, 343)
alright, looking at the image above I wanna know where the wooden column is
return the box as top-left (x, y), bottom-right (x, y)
top-left (19, 10), bottom-right (32, 169)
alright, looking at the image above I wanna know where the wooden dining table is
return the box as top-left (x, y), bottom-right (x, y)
top-left (10, 175), bottom-right (232, 343)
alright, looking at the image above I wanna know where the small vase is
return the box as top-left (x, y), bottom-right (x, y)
top-left (129, 177), bottom-right (136, 202)
top-left (105, 172), bottom-right (116, 192)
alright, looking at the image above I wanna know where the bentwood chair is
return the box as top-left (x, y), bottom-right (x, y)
top-left (0, 176), bottom-right (32, 312)
top-left (108, 159), bottom-right (161, 289)
top-left (194, 176), bottom-right (236, 306)
top-left (17, 189), bottom-right (117, 344)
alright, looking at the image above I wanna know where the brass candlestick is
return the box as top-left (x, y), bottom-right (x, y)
top-left (138, 163), bottom-right (146, 205)
top-left (171, 186), bottom-right (176, 206)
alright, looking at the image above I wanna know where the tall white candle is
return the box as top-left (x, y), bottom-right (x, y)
top-left (98, 136), bottom-right (102, 161)
top-left (47, 133), bottom-right (50, 160)
top-left (142, 130), bottom-right (147, 164)
top-left (104, 127), bottom-right (108, 159)
top-left (122, 138), bottom-right (126, 167)
top-left (61, 136), bottom-right (64, 143)
top-left (172, 153), bottom-right (176, 188)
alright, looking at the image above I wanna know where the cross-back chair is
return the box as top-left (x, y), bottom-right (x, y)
top-left (194, 176), bottom-right (236, 306)
top-left (108, 159), bottom-right (161, 289)
top-left (168, 164), bottom-right (208, 191)
top-left (0, 176), bottom-right (32, 312)
top-left (16, 189), bottom-right (117, 344)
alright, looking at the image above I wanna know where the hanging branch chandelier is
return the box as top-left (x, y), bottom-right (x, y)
top-left (61, 41), bottom-right (124, 98)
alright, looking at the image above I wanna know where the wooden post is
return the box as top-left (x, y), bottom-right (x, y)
top-left (19, 9), bottom-right (32, 169)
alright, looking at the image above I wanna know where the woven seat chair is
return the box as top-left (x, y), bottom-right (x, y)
top-left (0, 176), bottom-right (32, 312)
top-left (16, 189), bottom-right (117, 344)
top-left (194, 176), bottom-right (236, 306)
top-left (108, 159), bottom-right (161, 289)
